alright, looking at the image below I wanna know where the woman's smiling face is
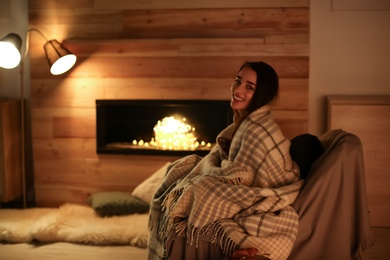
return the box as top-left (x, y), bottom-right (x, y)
top-left (230, 66), bottom-right (257, 112)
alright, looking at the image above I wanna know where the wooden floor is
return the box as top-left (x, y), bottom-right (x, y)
top-left (0, 227), bottom-right (388, 260)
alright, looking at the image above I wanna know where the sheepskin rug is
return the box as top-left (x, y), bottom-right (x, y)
top-left (0, 203), bottom-right (149, 248)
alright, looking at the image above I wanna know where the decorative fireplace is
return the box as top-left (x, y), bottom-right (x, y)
top-left (96, 100), bottom-right (233, 156)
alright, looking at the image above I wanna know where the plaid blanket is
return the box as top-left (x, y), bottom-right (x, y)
top-left (148, 106), bottom-right (304, 260)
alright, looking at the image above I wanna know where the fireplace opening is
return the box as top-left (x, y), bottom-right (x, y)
top-left (96, 100), bottom-right (233, 156)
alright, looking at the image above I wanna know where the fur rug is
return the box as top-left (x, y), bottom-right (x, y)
top-left (0, 203), bottom-right (149, 248)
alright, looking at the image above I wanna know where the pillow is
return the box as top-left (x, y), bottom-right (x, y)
top-left (87, 191), bottom-right (150, 217)
top-left (132, 162), bottom-right (171, 204)
top-left (290, 133), bottom-right (324, 180)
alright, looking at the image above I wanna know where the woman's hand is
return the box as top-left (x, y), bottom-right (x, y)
top-left (231, 248), bottom-right (258, 260)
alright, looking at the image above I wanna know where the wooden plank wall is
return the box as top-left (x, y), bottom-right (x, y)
top-left (28, 0), bottom-right (310, 206)
top-left (0, 100), bottom-right (23, 202)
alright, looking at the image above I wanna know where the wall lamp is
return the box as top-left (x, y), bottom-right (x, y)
top-left (0, 28), bottom-right (77, 75)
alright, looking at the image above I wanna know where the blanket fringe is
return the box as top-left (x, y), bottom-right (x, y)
top-left (156, 187), bottom-right (186, 242)
top-left (207, 172), bottom-right (245, 186)
top-left (211, 221), bottom-right (237, 256)
top-left (161, 188), bottom-right (182, 212)
top-left (173, 221), bottom-right (237, 257)
top-left (354, 236), bottom-right (376, 260)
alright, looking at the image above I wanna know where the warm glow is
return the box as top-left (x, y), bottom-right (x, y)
top-left (0, 42), bottom-right (21, 69)
top-left (153, 116), bottom-right (197, 150)
top-left (50, 53), bottom-right (77, 75)
top-left (130, 116), bottom-right (212, 151)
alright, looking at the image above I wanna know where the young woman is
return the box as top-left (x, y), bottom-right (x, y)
top-left (147, 61), bottom-right (304, 260)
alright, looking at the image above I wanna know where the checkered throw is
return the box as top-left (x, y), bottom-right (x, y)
top-left (148, 106), bottom-right (304, 260)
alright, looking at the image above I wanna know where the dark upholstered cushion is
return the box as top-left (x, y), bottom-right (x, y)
top-left (290, 134), bottom-right (324, 179)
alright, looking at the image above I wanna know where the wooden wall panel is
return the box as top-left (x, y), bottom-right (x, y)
top-left (30, 56), bottom-right (308, 79)
top-left (28, 0), bottom-right (310, 206)
top-left (121, 8), bottom-right (309, 38)
top-left (29, 0), bottom-right (95, 11)
top-left (28, 4), bottom-right (309, 40)
top-left (34, 155), bottom-right (180, 206)
top-left (32, 138), bottom-right (97, 159)
top-left (31, 77), bottom-right (307, 110)
top-left (0, 100), bottom-right (23, 202)
top-left (93, 0), bottom-right (310, 10)
top-left (30, 78), bottom-right (104, 108)
top-left (29, 0), bottom-right (309, 11)
top-left (31, 108), bottom-right (96, 138)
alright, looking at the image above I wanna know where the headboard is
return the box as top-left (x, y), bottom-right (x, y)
top-left (327, 95), bottom-right (390, 227)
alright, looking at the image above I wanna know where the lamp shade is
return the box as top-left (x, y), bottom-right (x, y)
top-left (44, 39), bottom-right (77, 75)
top-left (0, 33), bottom-right (22, 69)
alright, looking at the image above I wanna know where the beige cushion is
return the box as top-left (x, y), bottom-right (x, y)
top-left (132, 162), bottom-right (171, 204)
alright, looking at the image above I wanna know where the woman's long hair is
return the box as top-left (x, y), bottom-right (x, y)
top-left (232, 61), bottom-right (279, 131)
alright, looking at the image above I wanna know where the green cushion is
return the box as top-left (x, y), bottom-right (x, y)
top-left (87, 191), bottom-right (150, 217)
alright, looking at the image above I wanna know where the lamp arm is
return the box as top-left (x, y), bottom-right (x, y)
top-left (28, 28), bottom-right (49, 42)
top-left (23, 28), bottom-right (50, 61)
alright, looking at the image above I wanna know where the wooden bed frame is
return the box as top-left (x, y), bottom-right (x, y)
top-left (327, 95), bottom-right (390, 227)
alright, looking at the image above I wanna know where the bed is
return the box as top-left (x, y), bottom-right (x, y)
top-left (0, 130), bottom-right (374, 259)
